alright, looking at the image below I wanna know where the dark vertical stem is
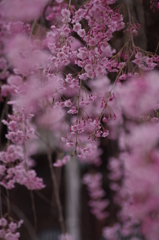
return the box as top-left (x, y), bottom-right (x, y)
top-left (6, 189), bottom-right (10, 217)
top-left (0, 97), bottom-right (8, 150)
top-left (30, 191), bottom-right (37, 232)
top-left (46, 139), bottom-right (66, 234)
top-left (0, 187), bottom-right (2, 218)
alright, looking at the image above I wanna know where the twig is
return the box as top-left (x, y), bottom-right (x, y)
top-left (30, 191), bottom-right (37, 232)
top-left (2, 195), bottom-right (39, 240)
top-left (68, 0), bottom-right (72, 9)
top-left (126, 1), bottom-right (135, 47)
top-left (0, 97), bottom-right (8, 150)
top-left (6, 189), bottom-right (10, 218)
top-left (35, 190), bottom-right (52, 206)
top-left (30, 19), bottom-right (37, 38)
top-left (155, 42), bottom-right (159, 54)
top-left (46, 136), bottom-right (66, 234)
top-left (0, 187), bottom-right (2, 218)
top-left (0, 65), bottom-right (10, 77)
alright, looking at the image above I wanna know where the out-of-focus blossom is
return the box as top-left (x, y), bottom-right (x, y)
top-left (1, 0), bottom-right (49, 21)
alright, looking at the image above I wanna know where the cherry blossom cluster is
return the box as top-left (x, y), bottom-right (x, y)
top-left (0, 144), bottom-right (45, 190)
top-left (125, 22), bottom-right (141, 36)
top-left (71, 0), bottom-right (125, 80)
top-left (1, 107), bottom-right (35, 145)
top-left (113, 71), bottom-right (159, 240)
top-left (102, 223), bottom-right (120, 240)
top-left (124, 14), bottom-right (141, 36)
top-left (102, 157), bottom-right (140, 239)
top-left (0, 98), bottom-right (45, 190)
top-left (1, 0), bottom-right (49, 22)
top-left (45, 0), bottom-right (68, 22)
top-left (77, 141), bottom-right (102, 165)
top-left (116, 71), bottom-right (159, 118)
top-left (59, 233), bottom-right (73, 240)
top-left (0, 0), bottom-right (159, 238)
top-left (0, 145), bottom-right (23, 164)
top-left (117, 125), bottom-right (159, 240)
top-left (107, 157), bottom-right (122, 192)
top-left (0, 217), bottom-right (23, 240)
top-left (100, 71), bottom-right (159, 239)
top-left (46, 24), bottom-right (78, 72)
top-left (3, 165), bottom-right (45, 190)
top-left (53, 155), bottom-right (70, 167)
top-left (103, 219), bottom-right (141, 240)
top-left (132, 52), bottom-right (158, 71)
top-left (0, 0), bottom-right (125, 176)
top-left (149, 0), bottom-right (159, 12)
top-left (83, 173), bottom-right (109, 220)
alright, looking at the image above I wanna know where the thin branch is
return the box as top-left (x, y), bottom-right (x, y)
top-left (68, 0), bottom-right (72, 9)
top-left (46, 136), bottom-right (66, 234)
top-left (0, 97), bottom-right (8, 150)
top-left (2, 196), bottom-right (39, 240)
top-left (0, 65), bottom-right (10, 77)
top-left (126, 1), bottom-right (135, 47)
top-left (30, 19), bottom-right (37, 38)
top-left (155, 42), bottom-right (159, 54)
top-left (6, 189), bottom-right (10, 218)
top-left (0, 187), bottom-right (2, 218)
top-left (35, 190), bottom-right (52, 206)
top-left (30, 191), bottom-right (37, 232)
